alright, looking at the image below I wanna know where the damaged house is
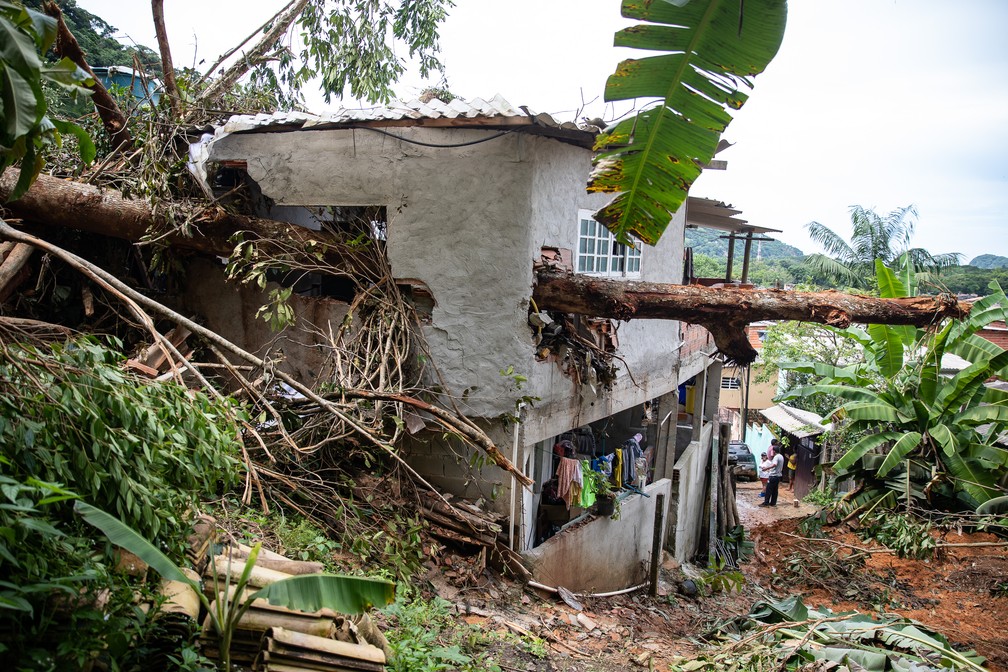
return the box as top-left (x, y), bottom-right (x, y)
top-left (189, 95), bottom-right (742, 591)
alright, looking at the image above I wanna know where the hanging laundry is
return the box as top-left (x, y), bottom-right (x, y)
top-left (592, 454), bottom-right (614, 477)
top-left (579, 459), bottom-right (596, 507)
top-left (613, 449), bottom-right (623, 489)
top-left (555, 457), bottom-right (583, 509)
top-left (622, 434), bottom-right (643, 485)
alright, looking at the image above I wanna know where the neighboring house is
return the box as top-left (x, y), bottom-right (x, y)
top-left (978, 319), bottom-right (1008, 350)
top-left (91, 66), bottom-right (162, 104)
top-left (190, 96), bottom-right (736, 589)
top-left (719, 321), bottom-right (777, 437)
top-left (759, 403), bottom-right (830, 499)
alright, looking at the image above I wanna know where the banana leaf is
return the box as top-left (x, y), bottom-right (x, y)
top-left (843, 400), bottom-right (903, 424)
top-left (588, 0), bottom-right (786, 245)
top-left (834, 432), bottom-right (900, 472)
top-left (876, 432), bottom-right (922, 478)
top-left (76, 501), bottom-right (395, 617)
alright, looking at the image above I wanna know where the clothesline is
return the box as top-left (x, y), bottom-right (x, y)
top-left (552, 435), bottom-right (646, 511)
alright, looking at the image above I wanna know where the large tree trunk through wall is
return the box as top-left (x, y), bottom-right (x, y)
top-left (533, 269), bottom-right (970, 365)
top-left (0, 170), bottom-right (343, 262)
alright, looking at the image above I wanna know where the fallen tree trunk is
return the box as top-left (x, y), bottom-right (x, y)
top-left (0, 170), bottom-right (341, 262)
top-left (533, 268), bottom-right (970, 365)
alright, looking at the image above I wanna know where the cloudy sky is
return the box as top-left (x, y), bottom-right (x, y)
top-left (78, 0), bottom-right (1008, 262)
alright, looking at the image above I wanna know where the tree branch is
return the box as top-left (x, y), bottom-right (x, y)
top-left (0, 219), bottom-right (532, 489)
top-left (150, 0), bottom-right (181, 118)
top-left (194, 0), bottom-right (308, 111)
top-left (0, 169), bottom-right (346, 264)
top-left (42, 1), bottom-right (132, 152)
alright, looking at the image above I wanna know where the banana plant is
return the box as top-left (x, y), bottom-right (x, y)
top-left (75, 501), bottom-right (395, 672)
top-left (782, 263), bottom-right (1008, 511)
top-left (588, 0), bottom-right (787, 245)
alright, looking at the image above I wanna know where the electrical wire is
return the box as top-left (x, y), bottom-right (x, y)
top-left (350, 125), bottom-right (514, 148)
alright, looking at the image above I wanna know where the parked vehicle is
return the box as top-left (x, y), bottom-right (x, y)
top-left (727, 441), bottom-right (758, 481)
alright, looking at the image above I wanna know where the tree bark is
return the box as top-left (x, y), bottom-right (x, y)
top-left (42, 1), bottom-right (133, 152)
top-left (151, 0), bottom-right (181, 118)
top-left (0, 170), bottom-right (342, 262)
top-left (533, 268), bottom-right (970, 365)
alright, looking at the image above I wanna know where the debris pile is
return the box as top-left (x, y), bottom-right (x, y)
top-left (416, 491), bottom-right (534, 585)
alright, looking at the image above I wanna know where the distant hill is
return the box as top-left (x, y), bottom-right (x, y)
top-left (685, 228), bottom-right (805, 259)
top-left (969, 254), bottom-right (1008, 269)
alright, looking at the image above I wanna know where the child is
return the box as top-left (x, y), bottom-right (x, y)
top-left (758, 452), bottom-right (769, 498)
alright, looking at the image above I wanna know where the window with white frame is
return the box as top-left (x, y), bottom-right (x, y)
top-left (577, 210), bottom-right (641, 277)
top-left (721, 376), bottom-right (741, 390)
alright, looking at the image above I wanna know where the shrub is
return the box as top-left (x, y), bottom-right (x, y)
top-left (0, 337), bottom-right (243, 546)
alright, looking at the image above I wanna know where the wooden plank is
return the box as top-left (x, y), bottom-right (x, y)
top-left (268, 627), bottom-right (386, 664)
top-left (426, 524), bottom-right (488, 547)
top-left (263, 649), bottom-right (385, 672)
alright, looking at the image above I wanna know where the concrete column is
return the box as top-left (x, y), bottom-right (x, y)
top-left (651, 390), bottom-right (679, 482)
top-left (691, 369), bottom-right (706, 442)
top-left (703, 359), bottom-right (723, 423)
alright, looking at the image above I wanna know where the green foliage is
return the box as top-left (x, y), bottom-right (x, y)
top-left (214, 494), bottom-right (426, 584)
top-left (857, 512), bottom-right (937, 560)
top-left (588, 0), bottom-right (786, 246)
top-left (802, 487), bottom-right (834, 508)
top-left (21, 0), bottom-right (161, 119)
top-left (672, 596), bottom-right (987, 671)
top-left (384, 596), bottom-right (502, 672)
top-left (759, 320), bottom-right (869, 417)
top-left (0, 469), bottom-right (85, 614)
top-left (77, 501), bottom-right (396, 672)
top-left (781, 269), bottom-right (1008, 513)
top-left (0, 0), bottom-right (94, 199)
top-left (0, 337), bottom-right (242, 545)
top-left (262, 0), bottom-right (451, 106)
top-left (273, 517), bottom-right (343, 567)
top-left (0, 471), bottom-right (189, 671)
top-left (721, 524), bottom-right (754, 565)
top-left (696, 565), bottom-right (745, 595)
top-left (22, 0), bottom-right (162, 75)
top-left (804, 205), bottom-right (961, 290)
top-left (256, 286), bottom-right (296, 331)
top-left (934, 264), bottom-right (1008, 296)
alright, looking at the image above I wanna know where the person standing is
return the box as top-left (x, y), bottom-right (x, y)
top-left (758, 452), bottom-right (770, 499)
top-left (760, 441), bottom-right (784, 507)
top-left (786, 449), bottom-right (798, 492)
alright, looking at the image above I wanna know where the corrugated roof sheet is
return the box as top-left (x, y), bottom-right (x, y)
top-left (213, 94), bottom-right (597, 147)
top-left (760, 404), bottom-right (830, 438)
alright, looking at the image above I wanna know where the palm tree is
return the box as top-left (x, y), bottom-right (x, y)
top-left (803, 205), bottom-right (961, 290)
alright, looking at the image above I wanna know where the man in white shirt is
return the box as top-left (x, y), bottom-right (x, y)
top-left (760, 440), bottom-right (785, 507)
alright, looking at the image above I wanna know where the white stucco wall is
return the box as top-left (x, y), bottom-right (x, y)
top-left (209, 126), bottom-right (685, 434)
